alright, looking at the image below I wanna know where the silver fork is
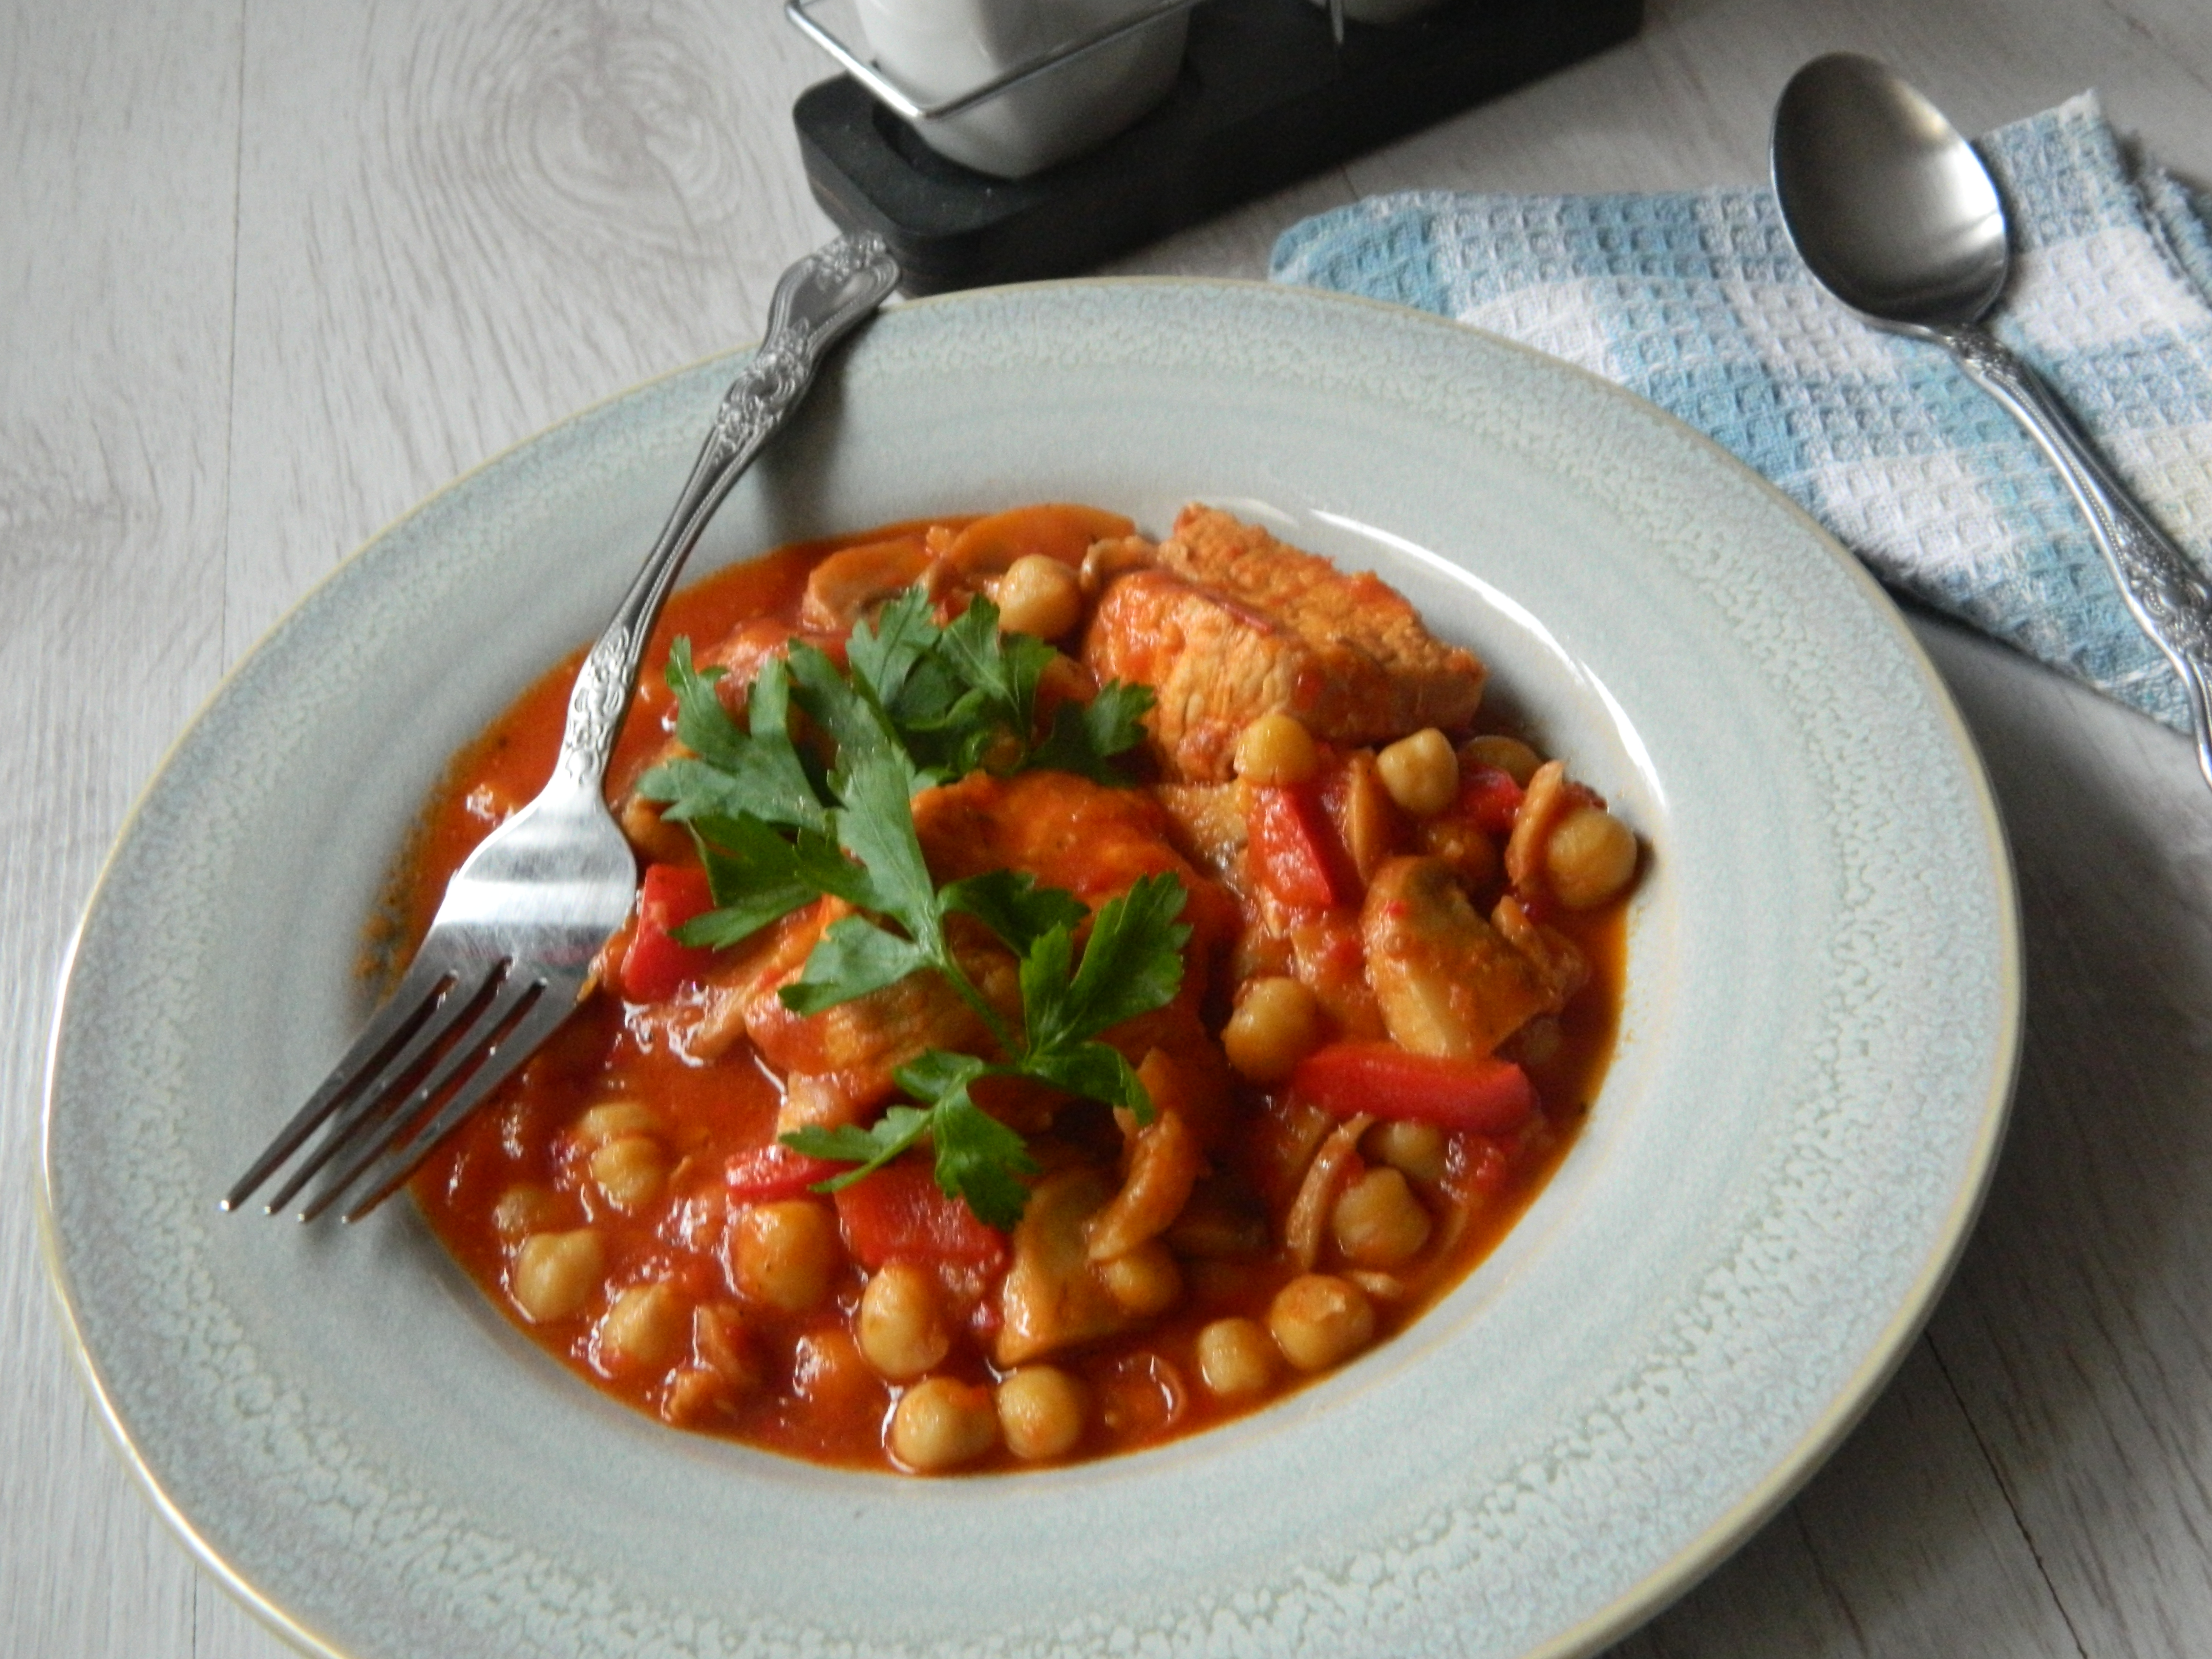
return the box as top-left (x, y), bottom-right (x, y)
top-left (223, 232), bottom-right (900, 1224)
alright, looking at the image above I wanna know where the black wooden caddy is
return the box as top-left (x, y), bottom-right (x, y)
top-left (792, 0), bottom-right (1643, 296)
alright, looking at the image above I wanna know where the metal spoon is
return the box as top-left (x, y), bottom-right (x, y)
top-left (1772, 52), bottom-right (2212, 789)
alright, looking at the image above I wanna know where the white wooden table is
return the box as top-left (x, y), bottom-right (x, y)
top-left (8, 1), bottom-right (2211, 1653)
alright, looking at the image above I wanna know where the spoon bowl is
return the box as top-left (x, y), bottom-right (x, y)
top-left (1772, 54), bottom-right (2008, 330)
top-left (1772, 53), bottom-right (2212, 795)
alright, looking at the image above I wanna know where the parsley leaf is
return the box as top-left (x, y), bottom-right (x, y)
top-left (928, 1092), bottom-right (1039, 1230)
top-left (1028, 679), bottom-right (1154, 782)
top-left (779, 913), bottom-right (933, 1015)
top-left (642, 647), bottom-right (828, 835)
top-left (940, 869), bottom-right (1088, 956)
top-left (1043, 871), bottom-right (1192, 1046)
top-left (673, 814), bottom-right (846, 949)
top-left (931, 595), bottom-right (1058, 748)
top-left (634, 576), bottom-right (1189, 1229)
top-left (781, 1102), bottom-right (936, 1180)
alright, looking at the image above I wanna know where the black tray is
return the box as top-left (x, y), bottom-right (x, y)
top-left (794, 0), bottom-right (1642, 294)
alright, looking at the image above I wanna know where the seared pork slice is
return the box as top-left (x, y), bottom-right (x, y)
top-left (1082, 506), bottom-right (1486, 780)
top-left (911, 769), bottom-right (1239, 989)
top-left (739, 899), bottom-right (1019, 1095)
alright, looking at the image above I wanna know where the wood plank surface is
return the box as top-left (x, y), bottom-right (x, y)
top-left (1, 3), bottom-right (243, 1656)
top-left (7, 0), bottom-right (2211, 1655)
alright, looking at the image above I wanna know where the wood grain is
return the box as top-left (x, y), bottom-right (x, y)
top-left (222, 0), bottom-right (834, 651)
top-left (10, 0), bottom-right (2212, 1655)
top-left (1, 2), bottom-right (244, 1656)
top-left (1918, 610), bottom-right (2212, 1659)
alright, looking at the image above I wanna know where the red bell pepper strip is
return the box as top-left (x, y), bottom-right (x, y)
top-left (1249, 782), bottom-right (1354, 909)
top-left (833, 1159), bottom-right (1010, 1272)
top-left (726, 1144), bottom-right (848, 1203)
top-left (1288, 1041), bottom-right (1537, 1136)
top-left (620, 862), bottom-right (717, 1003)
top-left (1458, 765), bottom-right (1525, 836)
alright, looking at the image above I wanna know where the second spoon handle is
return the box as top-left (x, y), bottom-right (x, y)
top-left (1937, 321), bottom-right (2212, 789)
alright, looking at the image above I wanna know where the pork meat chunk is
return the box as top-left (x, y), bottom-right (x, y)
top-left (1081, 506), bottom-right (1486, 781)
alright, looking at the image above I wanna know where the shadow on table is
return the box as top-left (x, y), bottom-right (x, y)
top-left (1602, 612), bottom-right (2212, 1657)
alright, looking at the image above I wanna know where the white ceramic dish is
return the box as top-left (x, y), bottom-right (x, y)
top-left (42, 279), bottom-right (2018, 1659)
top-left (855, 0), bottom-right (1186, 177)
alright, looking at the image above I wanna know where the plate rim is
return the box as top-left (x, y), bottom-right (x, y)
top-left (39, 272), bottom-right (2025, 1659)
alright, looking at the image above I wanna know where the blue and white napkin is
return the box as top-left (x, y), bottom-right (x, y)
top-left (1270, 94), bottom-right (2212, 731)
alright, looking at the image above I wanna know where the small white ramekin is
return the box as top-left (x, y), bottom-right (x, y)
top-left (856, 0), bottom-right (1188, 179)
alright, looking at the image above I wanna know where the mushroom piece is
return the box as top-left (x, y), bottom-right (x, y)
top-left (1360, 856), bottom-right (1550, 1059)
top-left (798, 537), bottom-right (936, 632)
top-left (996, 1169), bottom-right (1137, 1367)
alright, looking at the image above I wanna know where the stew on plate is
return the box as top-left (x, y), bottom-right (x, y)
top-left (400, 503), bottom-right (1637, 1474)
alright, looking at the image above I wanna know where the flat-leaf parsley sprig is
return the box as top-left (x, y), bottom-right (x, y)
top-left (633, 583), bottom-right (1186, 1228)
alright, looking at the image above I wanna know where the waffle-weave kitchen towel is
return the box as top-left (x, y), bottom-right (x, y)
top-left (1271, 93), bottom-right (2212, 730)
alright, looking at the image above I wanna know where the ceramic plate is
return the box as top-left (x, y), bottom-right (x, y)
top-left (42, 279), bottom-right (2019, 1659)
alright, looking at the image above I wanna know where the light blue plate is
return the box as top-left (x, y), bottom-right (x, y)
top-left (42, 279), bottom-right (2019, 1659)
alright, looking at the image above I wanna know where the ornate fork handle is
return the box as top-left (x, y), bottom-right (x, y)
top-left (556, 233), bottom-right (901, 789)
top-left (1936, 321), bottom-right (2212, 788)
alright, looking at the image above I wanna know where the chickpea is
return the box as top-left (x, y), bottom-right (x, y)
top-left (1233, 711), bottom-right (1320, 786)
top-left (993, 554), bottom-right (1084, 640)
top-left (1545, 806), bottom-right (1639, 909)
top-left (1330, 1167), bottom-right (1433, 1268)
top-left (997, 1366), bottom-right (1087, 1460)
top-left (1460, 735), bottom-right (1543, 785)
top-left (574, 1100), bottom-right (658, 1146)
top-left (792, 1328), bottom-right (879, 1414)
top-left (1363, 1119), bottom-right (1448, 1185)
top-left (598, 1282), bottom-right (686, 1369)
top-left (511, 1229), bottom-right (604, 1324)
top-left (1196, 1316), bottom-right (1280, 1397)
top-left (858, 1262), bottom-right (951, 1380)
top-left (589, 1134), bottom-right (668, 1213)
top-left (1375, 729), bottom-right (1460, 817)
top-left (1268, 1273), bottom-right (1375, 1372)
top-left (1097, 1240), bottom-right (1182, 1316)
top-left (728, 1200), bottom-right (841, 1312)
top-left (1222, 975), bottom-right (1326, 1083)
top-left (492, 1182), bottom-right (561, 1238)
top-left (889, 1377), bottom-right (999, 1473)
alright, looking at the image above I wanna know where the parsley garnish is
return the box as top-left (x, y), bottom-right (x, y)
top-left (634, 584), bottom-right (1182, 1228)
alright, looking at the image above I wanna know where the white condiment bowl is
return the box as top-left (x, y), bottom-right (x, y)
top-left (856, 0), bottom-right (1187, 178)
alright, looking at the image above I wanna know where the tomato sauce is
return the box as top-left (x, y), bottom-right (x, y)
top-left (400, 508), bottom-right (1629, 1474)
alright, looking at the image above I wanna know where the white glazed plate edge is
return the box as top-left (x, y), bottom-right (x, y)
top-left (41, 278), bottom-right (2021, 1659)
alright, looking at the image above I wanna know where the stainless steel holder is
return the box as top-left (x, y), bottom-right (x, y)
top-left (783, 0), bottom-right (1345, 126)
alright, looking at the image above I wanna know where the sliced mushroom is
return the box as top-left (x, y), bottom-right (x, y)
top-left (1330, 750), bottom-right (1409, 883)
top-left (1503, 758), bottom-right (1568, 890)
top-left (1491, 893), bottom-right (1590, 1009)
top-left (799, 537), bottom-right (934, 632)
top-left (1361, 856), bottom-right (1549, 1058)
top-left (996, 1169), bottom-right (1135, 1367)
top-left (1283, 1114), bottom-right (1372, 1271)
top-left (1086, 1103), bottom-right (1203, 1263)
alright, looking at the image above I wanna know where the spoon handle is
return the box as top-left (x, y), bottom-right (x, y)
top-left (1938, 322), bottom-right (2212, 792)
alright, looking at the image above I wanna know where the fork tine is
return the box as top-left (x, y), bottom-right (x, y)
top-left (296, 967), bottom-right (548, 1222)
top-left (333, 984), bottom-right (581, 1223)
top-left (220, 953), bottom-right (463, 1213)
top-left (258, 959), bottom-right (507, 1216)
